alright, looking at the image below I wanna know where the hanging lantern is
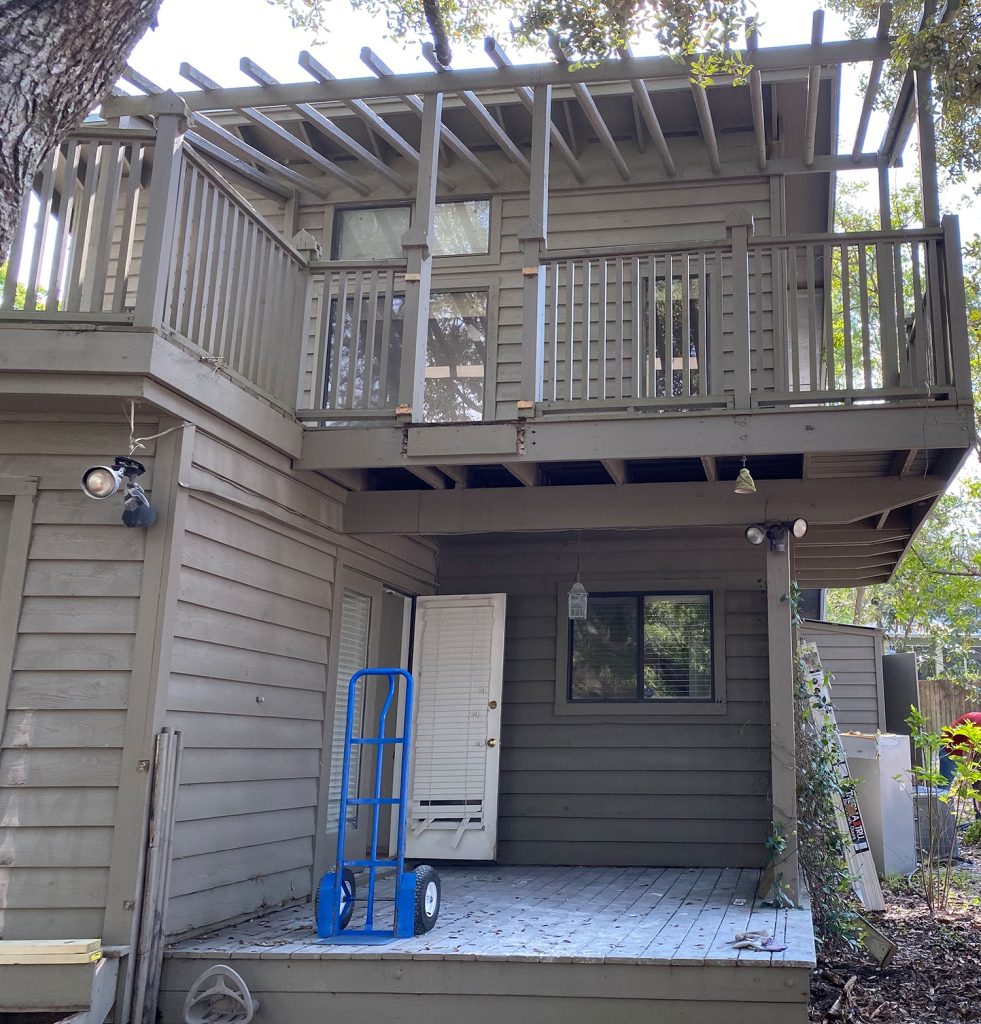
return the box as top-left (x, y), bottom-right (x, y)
top-left (734, 456), bottom-right (756, 494)
top-left (568, 580), bottom-right (588, 620)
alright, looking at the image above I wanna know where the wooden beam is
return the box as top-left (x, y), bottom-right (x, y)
top-left (700, 456), bottom-right (717, 483)
top-left (239, 57), bottom-right (412, 192)
top-left (803, 9), bottom-right (825, 168)
top-left (602, 458), bottom-right (629, 485)
top-left (360, 47), bottom-right (498, 188)
top-left (324, 468), bottom-right (368, 491)
top-left (421, 43), bottom-right (530, 174)
top-left (405, 464), bottom-right (449, 489)
top-left (549, 35), bottom-right (630, 181)
top-left (746, 20), bottom-right (767, 171)
top-left (875, 509), bottom-right (892, 530)
top-left (504, 462), bottom-right (541, 487)
top-left (104, 39), bottom-right (894, 117)
top-left (915, 65), bottom-right (941, 227)
top-left (852, 3), bottom-right (892, 161)
top-left (766, 540), bottom-right (799, 905)
top-left (690, 82), bottom-right (721, 175)
top-left (618, 45), bottom-right (676, 177)
top-left (438, 465), bottom-right (470, 488)
top-left (890, 448), bottom-right (918, 477)
top-left (484, 38), bottom-right (585, 184)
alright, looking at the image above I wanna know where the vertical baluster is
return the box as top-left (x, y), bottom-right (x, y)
top-left (549, 261), bottom-right (559, 403)
top-left (876, 240), bottom-right (899, 388)
top-left (569, 258), bottom-right (577, 401)
top-left (753, 248), bottom-right (765, 393)
top-left (822, 243), bottom-right (834, 390)
top-left (64, 141), bottom-right (100, 311)
top-left (599, 258), bottom-right (608, 400)
top-left (346, 269), bottom-right (366, 409)
top-left (111, 143), bottom-right (145, 313)
top-left (84, 140), bottom-right (124, 312)
top-left (613, 257), bottom-right (624, 399)
top-left (0, 190), bottom-right (31, 309)
top-left (840, 244), bottom-right (852, 390)
top-left (582, 259), bottom-right (592, 401)
top-left (681, 252), bottom-right (691, 398)
top-left (664, 255), bottom-right (675, 398)
top-left (710, 249), bottom-right (724, 397)
top-left (378, 270), bottom-right (396, 407)
top-left (329, 270), bottom-right (349, 408)
top-left (857, 242), bottom-right (873, 388)
top-left (215, 205), bottom-right (240, 366)
top-left (772, 247), bottom-right (787, 393)
top-left (788, 246), bottom-right (801, 391)
top-left (313, 272), bottom-right (332, 408)
top-left (895, 241), bottom-right (911, 387)
top-left (926, 238), bottom-right (948, 385)
top-left (648, 254), bottom-right (657, 399)
top-left (633, 257), bottom-right (643, 400)
top-left (24, 149), bottom-right (57, 311)
top-left (227, 216), bottom-right (255, 375)
top-left (806, 244), bottom-right (819, 390)
top-left (168, 163), bottom-right (198, 331)
top-left (362, 270), bottom-right (381, 409)
top-left (46, 140), bottom-right (80, 312)
top-left (199, 191), bottom-right (228, 357)
top-left (242, 229), bottom-right (267, 382)
top-left (253, 246), bottom-right (283, 388)
top-left (697, 252), bottom-right (707, 396)
top-left (187, 179), bottom-right (217, 345)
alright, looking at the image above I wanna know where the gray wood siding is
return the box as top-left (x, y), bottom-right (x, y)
top-left (801, 622), bottom-right (885, 732)
top-left (0, 424), bottom-right (154, 939)
top-left (437, 530), bottom-right (771, 867)
top-left (164, 428), bottom-right (436, 937)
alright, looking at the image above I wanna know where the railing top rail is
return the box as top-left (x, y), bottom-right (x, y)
top-left (749, 227), bottom-right (945, 247)
top-left (67, 126), bottom-right (159, 143)
top-left (310, 259), bottom-right (409, 272)
top-left (542, 239), bottom-right (729, 263)
top-left (180, 145), bottom-right (310, 266)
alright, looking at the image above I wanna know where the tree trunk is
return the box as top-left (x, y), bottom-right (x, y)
top-left (0, 0), bottom-right (162, 261)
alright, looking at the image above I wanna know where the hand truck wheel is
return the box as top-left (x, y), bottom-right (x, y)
top-left (413, 864), bottom-right (440, 934)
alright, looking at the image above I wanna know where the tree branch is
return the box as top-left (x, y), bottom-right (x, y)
top-left (422, 0), bottom-right (452, 66)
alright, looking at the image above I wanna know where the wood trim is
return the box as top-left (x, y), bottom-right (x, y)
top-left (0, 484), bottom-right (38, 747)
top-left (873, 632), bottom-right (887, 732)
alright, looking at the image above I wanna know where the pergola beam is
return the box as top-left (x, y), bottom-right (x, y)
top-left (852, 3), bottom-right (892, 161)
top-left (746, 20), bottom-right (767, 171)
top-left (103, 39), bottom-right (894, 117)
top-left (618, 46), bottom-right (676, 177)
top-left (180, 62), bottom-right (372, 197)
top-left (602, 458), bottom-right (629, 485)
top-left (549, 35), bottom-right (630, 181)
top-left (405, 465), bottom-right (449, 490)
top-left (484, 37), bottom-right (586, 184)
top-left (361, 47), bottom-right (498, 188)
top-left (239, 57), bottom-right (412, 193)
top-left (803, 9), bottom-right (825, 168)
top-left (421, 43), bottom-right (530, 174)
top-left (690, 82), bottom-right (721, 175)
top-left (504, 462), bottom-right (541, 487)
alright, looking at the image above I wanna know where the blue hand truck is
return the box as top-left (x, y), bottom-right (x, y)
top-left (315, 668), bottom-right (441, 942)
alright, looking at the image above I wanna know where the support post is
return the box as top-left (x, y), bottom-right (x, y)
top-left (876, 163), bottom-right (900, 386)
top-left (726, 207), bottom-right (754, 410)
top-left (915, 67), bottom-right (941, 228)
top-left (766, 539), bottom-right (800, 905)
top-left (518, 85), bottom-right (552, 411)
top-left (398, 92), bottom-right (442, 420)
top-left (942, 215), bottom-right (973, 403)
top-left (133, 95), bottom-right (187, 328)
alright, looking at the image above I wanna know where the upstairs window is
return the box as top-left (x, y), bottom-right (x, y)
top-left (333, 200), bottom-right (490, 260)
top-left (569, 592), bottom-right (714, 703)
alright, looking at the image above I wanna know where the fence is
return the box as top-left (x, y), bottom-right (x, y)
top-left (918, 678), bottom-right (980, 731)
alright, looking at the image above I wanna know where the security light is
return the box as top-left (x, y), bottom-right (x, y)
top-left (791, 518), bottom-right (809, 539)
top-left (81, 456), bottom-right (156, 528)
top-left (744, 525), bottom-right (766, 546)
top-left (766, 524), bottom-right (788, 552)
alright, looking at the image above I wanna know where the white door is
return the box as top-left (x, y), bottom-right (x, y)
top-left (404, 594), bottom-right (506, 861)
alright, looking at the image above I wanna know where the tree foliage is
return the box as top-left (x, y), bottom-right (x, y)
top-left (827, 0), bottom-right (981, 177)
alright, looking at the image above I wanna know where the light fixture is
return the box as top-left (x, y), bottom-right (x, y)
top-left (81, 456), bottom-right (157, 528)
top-left (744, 525), bottom-right (766, 546)
top-left (791, 518), bottom-right (808, 539)
top-left (734, 456), bottom-right (756, 494)
top-left (766, 524), bottom-right (788, 552)
top-left (567, 531), bottom-right (588, 620)
top-left (743, 519), bottom-right (809, 552)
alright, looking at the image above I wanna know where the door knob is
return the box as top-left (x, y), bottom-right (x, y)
top-left (486, 738), bottom-right (497, 747)
top-left (488, 700), bottom-right (498, 709)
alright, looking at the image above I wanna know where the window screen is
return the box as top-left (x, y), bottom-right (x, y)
top-left (570, 593), bottom-right (713, 702)
top-left (333, 200), bottom-right (490, 260)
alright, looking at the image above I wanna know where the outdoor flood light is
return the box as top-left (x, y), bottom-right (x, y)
top-left (744, 525), bottom-right (766, 546)
top-left (791, 517), bottom-right (809, 539)
top-left (743, 520), bottom-right (809, 552)
top-left (81, 456), bottom-right (156, 528)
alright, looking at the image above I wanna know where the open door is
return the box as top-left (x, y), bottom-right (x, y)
top-left (403, 594), bottom-right (506, 861)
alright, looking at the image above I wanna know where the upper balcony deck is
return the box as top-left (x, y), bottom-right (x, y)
top-left (0, 21), bottom-right (973, 552)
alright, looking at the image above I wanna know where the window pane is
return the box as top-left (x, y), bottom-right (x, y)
top-left (432, 200), bottom-right (490, 256)
top-left (425, 291), bottom-right (487, 422)
top-left (335, 206), bottom-right (410, 260)
top-left (643, 594), bottom-right (712, 699)
top-left (571, 596), bottom-right (638, 701)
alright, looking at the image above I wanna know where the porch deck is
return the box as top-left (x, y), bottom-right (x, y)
top-left (160, 866), bottom-right (815, 1024)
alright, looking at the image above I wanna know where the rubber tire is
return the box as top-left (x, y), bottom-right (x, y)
top-left (315, 868), bottom-right (356, 931)
top-left (413, 864), bottom-right (440, 934)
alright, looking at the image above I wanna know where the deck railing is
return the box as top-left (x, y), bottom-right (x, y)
top-left (0, 118), bottom-right (309, 410)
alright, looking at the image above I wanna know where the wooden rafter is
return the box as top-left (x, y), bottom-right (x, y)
top-left (405, 465), bottom-right (449, 489)
top-left (746, 20), bottom-right (767, 171)
top-left (803, 9), bottom-right (825, 168)
top-left (484, 38), bottom-right (586, 184)
top-left (602, 458), bottom-right (628, 485)
top-left (505, 462), bottom-right (540, 487)
top-left (421, 43), bottom-right (530, 175)
top-left (360, 47), bottom-right (498, 188)
top-left (690, 82), bottom-right (721, 175)
top-left (617, 46), bottom-right (676, 177)
top-left (549, 35), bottom-right (630, 181)
top-left (239, 57), bottom-right (412, 193)
top-left (852, 3), bottom-right (893, 161)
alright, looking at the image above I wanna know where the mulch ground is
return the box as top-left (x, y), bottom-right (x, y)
top-left (809, 842), bottom-right (981, 1023)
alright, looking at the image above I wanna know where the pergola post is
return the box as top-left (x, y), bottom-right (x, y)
top-left (766, 538), bottom-right (800, 905)
top-left (915, 67), bottom-right (941, 228)
top-left (518, 85), bottom-right (552, 412)
top-left (397, 91), bottom-right (442, 421)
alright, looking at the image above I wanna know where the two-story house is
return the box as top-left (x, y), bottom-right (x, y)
top-left (0, 10), bottom-right (974, 1023)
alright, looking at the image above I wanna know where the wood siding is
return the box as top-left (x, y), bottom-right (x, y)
top-left (164, 427), bottom-right (436, 937)
top-left (437, 529), bottom-right (771, 867)
top-left (0, 423), bottom-right (153, 939)
top-left (801, 621), bottom-right (885, 732)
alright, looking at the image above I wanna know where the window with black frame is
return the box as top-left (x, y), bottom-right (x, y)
top-left (569, 592), bottom-right (713, 702)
